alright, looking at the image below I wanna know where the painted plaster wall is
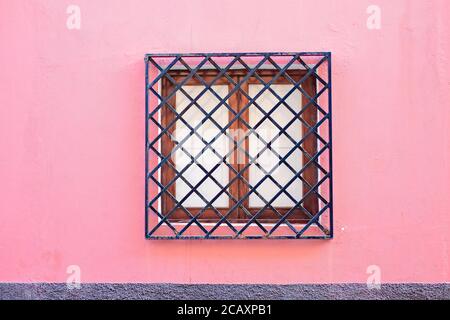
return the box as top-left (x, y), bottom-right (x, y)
top-left (0, 0), bottom-right (449, 284)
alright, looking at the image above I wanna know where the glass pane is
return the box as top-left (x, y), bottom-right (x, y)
top-left (174, 85), bottom-right (229, 208)
top-left (248, 84), bottom-right (303, 208)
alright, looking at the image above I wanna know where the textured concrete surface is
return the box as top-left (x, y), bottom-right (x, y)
top-left (1, 283), bottom-right (449, 300)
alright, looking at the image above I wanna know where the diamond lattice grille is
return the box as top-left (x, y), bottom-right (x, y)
top-left (145, 52), bottom-right (332, 239)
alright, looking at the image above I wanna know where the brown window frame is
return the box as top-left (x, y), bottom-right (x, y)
top-left (160, 69), bottom-right (318, 224)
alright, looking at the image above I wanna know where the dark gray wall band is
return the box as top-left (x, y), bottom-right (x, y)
top-left (1, 283), bottom-right (449, 300)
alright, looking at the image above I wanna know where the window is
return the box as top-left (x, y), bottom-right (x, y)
top-left (146, 52), bottom-right (332, 239)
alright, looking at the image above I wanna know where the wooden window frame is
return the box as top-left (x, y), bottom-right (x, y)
top-left (160, 69), bottom-right (318, 224)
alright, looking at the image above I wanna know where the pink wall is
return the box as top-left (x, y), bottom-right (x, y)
top-left (1, 0), bottom-right (449, 284)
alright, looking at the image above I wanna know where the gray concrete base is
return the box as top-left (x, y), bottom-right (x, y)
top-left (1, 283), bottom-right (449, 300)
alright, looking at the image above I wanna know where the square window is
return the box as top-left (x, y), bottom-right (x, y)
top-left (146, 53), bottom-right (332, 239)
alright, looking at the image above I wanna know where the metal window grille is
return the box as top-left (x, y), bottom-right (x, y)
top-left (145, 52), bottom-right (332, 239)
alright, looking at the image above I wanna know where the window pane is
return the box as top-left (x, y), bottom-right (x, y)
top-left (174, 85), bottom-right (230, 208)
top-left (248, 84), bottom-right (303, 208)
